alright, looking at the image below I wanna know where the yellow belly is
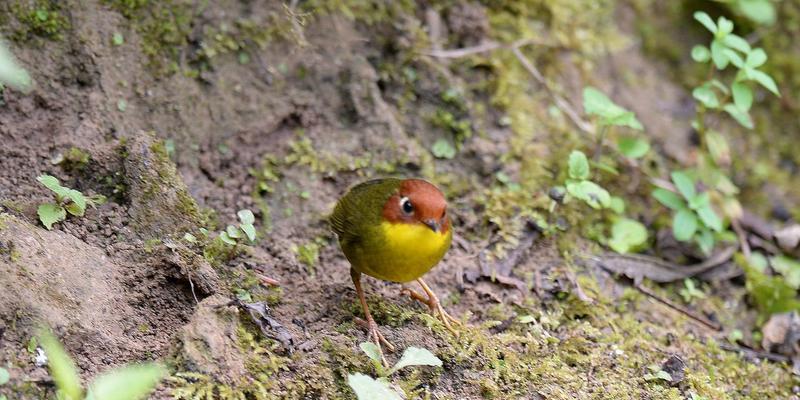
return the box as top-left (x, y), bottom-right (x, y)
top-left (351, 221), bottom-right (452, 283)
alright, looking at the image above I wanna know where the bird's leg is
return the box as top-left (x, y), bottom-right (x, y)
top-left (351, 268), bottom-right (395, 362)
top-left (402, 278), bottom-right (461, 336)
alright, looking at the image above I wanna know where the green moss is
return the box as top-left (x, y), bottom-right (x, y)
top-left (8, 0), bottom-right (70, 41)
top-left (302, 0), bottom-right (415, 26)
top-left (56, 147), bottom-right (91, 172)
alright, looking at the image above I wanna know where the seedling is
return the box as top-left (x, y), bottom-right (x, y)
top-left (608, 217), bottom-right (648, 254)
top-left (563, 150), bottom-right (611, 209)
top-left (37, 328), bottom-right (165, 400)
top-left (652, 171), bottom-right (724, 254)
top-left (219, 209), bottom-right (256, 245)
top-left (347, 342), bottom-right (442, 400)
top-left (37, 175), bottom-right (104, 230)
top-left (691, 11), bottom-right (779, 132)
top-left (582, 86), bottom-right (648, 160)
top-left (679, 278), bottom-right (706, 304)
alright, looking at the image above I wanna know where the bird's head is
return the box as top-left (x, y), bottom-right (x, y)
top-left (382, 179), bottom-right (449, 234)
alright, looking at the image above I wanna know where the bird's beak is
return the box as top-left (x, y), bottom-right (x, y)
top-left (423, 219), bottom-right (441, 233)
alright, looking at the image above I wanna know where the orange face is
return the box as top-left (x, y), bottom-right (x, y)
top-left (381, 179), bottom-right (450, 233)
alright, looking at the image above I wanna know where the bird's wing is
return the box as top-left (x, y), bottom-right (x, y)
top-left (329, 178), bottom-right (399, 241)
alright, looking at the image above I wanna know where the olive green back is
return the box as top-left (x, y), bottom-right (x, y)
top-left (329, 178), bottom-right (401, 250)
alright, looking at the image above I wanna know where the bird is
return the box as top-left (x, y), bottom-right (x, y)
top-left (330, 178), bottom-right (460, 355)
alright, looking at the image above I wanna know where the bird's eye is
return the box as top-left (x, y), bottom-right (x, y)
top-left (400, 197), bottom-right (414, 214)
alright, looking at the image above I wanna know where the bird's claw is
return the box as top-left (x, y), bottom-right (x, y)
top-left (401, 287), bottom-right (461, 336)
top-left (355, 317), bottom-right (395, 366)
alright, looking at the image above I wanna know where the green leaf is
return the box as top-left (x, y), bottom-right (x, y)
top-left (723, 49), bottom-right (745, 69)
top-left (693, 12), bottom-right (717, 34)
top-left (219, 231), bottom-right (236, 245)
top-left (688, 192), bottom-right (710, 210)
top-left (652, 188), bottom-right (684, 210)
top-left (608, 218), bottom-right (648, 254)
top-left (38, 329), bottom-right (82, 400)
top-left (655, 370), bottom-right (673, 382)
top-left (738, 0), bottom-right (776, 25)
top-left (696, 229), bottom-right (715, 255)
top-left (37, 175), bottom-right (69, 197)
top-left (731, 82), bottom-right (753, 111)
top-left (567, 180), bottom-right (611, 209)
top-left (770, 256), bottom-right (800, 289)
top-left (716, 16), bottom-right (734, 37)
top-left (387, 347), bottom-right (442, 375)
top-left (225, 225), bottom-right (242, 239)
top-left (722, 34), bottom-right (751, 54)
top-left (609, 196), bottom-right (625, 214)
top-left (673, 209), bottom-right (698, 241)
top-left (692, 85), bottom-right (719, 109)
top-left (582, 87), bottom-right (642, 129)
top-left (567, 151), bottom-right (590, 180)
top-left (617, 137), bottom-right (649, 158)
top-left (112, 32), bottom-right (124, 46)
top-left (696, 204), bottom-right (723, 232)
top-left (691, 45), bottom-right (710, 62)
top-left (710, 40), bottom-right (729, 69)
top-left (750, 69), bottom-right (780, 96)
top-left (670, 171), bottom-right (696, 200)
top-left (240, 224), bottom-right (256, 242)
top-left (723, 103), bottom-right (754, 129)
top-left (347, 373), bottom-right (402, 400)
top-left (38, 203), bottom-right (66, 230)
top-left (0, 40), bottom-right (33, 92)
top-left (746, 48), bottom-right (767, 68)
top-left (359, 342), bottom-right (382, 364)
top-left (431, 139), bottom-right (456, 159)
top-left (87, 363), bottom-right (166, 400)
top-left (237, 209), bottom-right (255, 225)
top-left (0, 367), bottom-right (9, 385)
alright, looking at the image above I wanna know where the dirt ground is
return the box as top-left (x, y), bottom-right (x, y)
top-left (0, 1), bottom-right (798, 399)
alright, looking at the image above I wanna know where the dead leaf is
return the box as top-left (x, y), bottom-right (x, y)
top-left (761, 311), bottom-right (800, 362)
top-left (775, 225), bottom-right (800, 253)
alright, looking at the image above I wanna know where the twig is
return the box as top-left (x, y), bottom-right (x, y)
top-left (717, 341), bottom-right (790, 363)
top-left (510, 46), bottom-right (594, 134)
top-left (731, 218), bottom-right (751, 259)
top-left (635, 284), bottom-right (721, 331)
top-left (423, 38), bottom-right (554, 59)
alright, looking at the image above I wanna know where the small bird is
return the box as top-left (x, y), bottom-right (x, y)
top-left (330, 178), bottom-right (460, 354)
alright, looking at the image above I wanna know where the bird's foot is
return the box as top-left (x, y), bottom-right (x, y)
top-left (401, 287), bottom-right (461, 336)
top-left (354, 317), bottom-right (395, 365)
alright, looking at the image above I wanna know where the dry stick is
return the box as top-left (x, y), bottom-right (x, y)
top-left (510, 46), bottom-right (594, 135)
top-left (424, 39), bottom-right (592, 135)
top-left (717, 341), bottom-right (790, 363)
top-left (731, 218), bottom-right (752, 259)
top-left (635, 284), bottom-right (722, 331)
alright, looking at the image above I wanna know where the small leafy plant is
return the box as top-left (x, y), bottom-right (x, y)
top-left (691, 12), bottom-right (779, 131)
top-left (607, 217), bottom-right (648, 254)
top-left (37, 328), bottom-right (165, 400)
top-left (679, 278), bottom-right (706, 304)
top-left (219, 209), bottom-right (256, 245)
top-left (563, 150), bottom-right (611, 209)
top-left (582, 86), bottom-right (648, 159)
top-left (347, 342), bottom-right (442, 400)
top-left (37, 175), bottom-right (104, 230)
top-left (652, 171), bottom-right (724, 254)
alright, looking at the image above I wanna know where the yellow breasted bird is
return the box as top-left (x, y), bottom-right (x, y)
top-left (330, 178), bottom-right (460, 353)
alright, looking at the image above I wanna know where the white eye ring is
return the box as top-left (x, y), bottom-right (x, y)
top-left (399, 196), bottom-right (413, 214)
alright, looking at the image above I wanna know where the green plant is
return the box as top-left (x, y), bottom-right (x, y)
top-left (0, 40), bottom-right (32, 92)
top-left (652, 171), bottom-right (724, 255)
top-left (0, 367), bottom-right (9, 385)
top-left (563, 150), bottom-right (611, 209)
top-left (37, 328), bottom-right (165, 400)
top-left (219, 209), bottom-right (257, 245)
top-left (607, 217), bottom-right (648, 254)
top-left (679, 278), bottom-right (706, 303)
top-left (347, 342), bottom-right (442, 400)
top-left (691, 11), bottom-right (779, 132)
top-left (582, 86), bottom-right (648, 159)
top-left (37, 175), bottom-right (104, 230)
